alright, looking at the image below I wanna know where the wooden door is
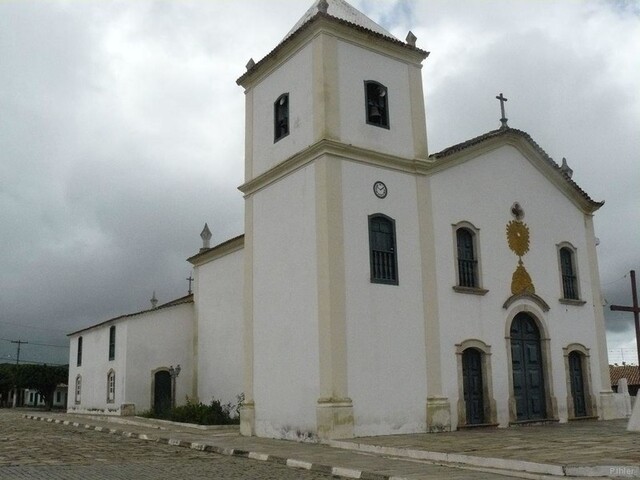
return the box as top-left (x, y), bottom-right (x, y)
top-left (569, 351), bottom-right (587, 417)
top-left (463, 348), bottom-right (485, 424)
top-left (511, 313), bottom-right (546, 420)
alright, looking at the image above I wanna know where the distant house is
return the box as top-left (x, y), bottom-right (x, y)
top-left (24, 385), bottom-right (68, 409)
top-left (610, 364), bottom-right (640, 396)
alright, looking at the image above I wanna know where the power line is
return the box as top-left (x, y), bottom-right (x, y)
top-left (0, 338), bottom-right (68, 349)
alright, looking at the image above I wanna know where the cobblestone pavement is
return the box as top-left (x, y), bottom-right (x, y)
top-left (1, 410), bottom-right (528, 480)
top-left (340, 419), bottom-right (640, 466)
top-left (0, 410), bottom-right (331, 479)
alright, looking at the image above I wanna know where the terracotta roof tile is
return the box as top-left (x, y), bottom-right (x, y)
top-left (610, 364), bottom-right (640, 386)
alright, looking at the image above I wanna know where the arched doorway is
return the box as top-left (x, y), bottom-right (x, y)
top-left (510, 313), bottom-right (546, 421)
top-left (153, 370), bottom-right (171, 415)
top-left (462, 348), bottom-right (485, 424)
top-left (568, 351), bottom-right (587, 417)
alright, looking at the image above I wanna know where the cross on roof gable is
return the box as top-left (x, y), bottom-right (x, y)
top-left (283, 0), bottom-right (397, 43)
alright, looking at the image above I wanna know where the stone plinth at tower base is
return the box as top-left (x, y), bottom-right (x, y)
top-left (599, 391), bottom-right (630, 420)
top-left (239, 402), bottom-right (256, 436)
top-left (426, 396), bottom-right (452, 432)
top-left (628, 396), bottom-right (640, 432)
top-left (316, 398), bottom-right (354, 440)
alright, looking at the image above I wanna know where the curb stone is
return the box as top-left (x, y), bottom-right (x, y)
top-left (22, 415), bottom-right (398, 480)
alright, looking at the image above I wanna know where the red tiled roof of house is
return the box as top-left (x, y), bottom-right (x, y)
top-left (609, 364), bottom-right (640, 386)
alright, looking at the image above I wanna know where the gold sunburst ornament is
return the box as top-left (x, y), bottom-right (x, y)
top-left (506, 220), bottom-right (530, 257)
top-left (505, 209), bottom-right (535, 295)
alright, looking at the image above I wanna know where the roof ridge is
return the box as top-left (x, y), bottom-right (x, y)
top-left (430, 127), bottom-right (603, 210)
top-left (67, 294), bottom-right (194, 336)
top-left (283, 0), bottom-right (397, 43)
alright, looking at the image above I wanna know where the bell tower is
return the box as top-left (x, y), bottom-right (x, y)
top-left (238, 0), bottom-right (438, 439)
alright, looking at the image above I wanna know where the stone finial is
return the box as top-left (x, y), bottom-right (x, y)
top-left (246, 58), bottom-right (255, 70)
top-left (150, 291), bottom-right (158, 309)
top-left (318, 0), bottom-right (329, 14)
top-left (560, 157), bottom-right (573, 178)
top-left (200, 223), bottom-right (212, 252)
top-left (406, 31), bottom-right (417, 47)
top-left (619, 378), bottom-right (630, 396)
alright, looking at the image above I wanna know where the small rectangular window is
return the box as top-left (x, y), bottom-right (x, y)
top-left (109, 326), bottom-right (116, 361)
top-left (274, 93), bottom-right (289, 142)
top-left (365, 81), bottom-right (389, 129)
top-left (77, 336), bottom-right (83, 367)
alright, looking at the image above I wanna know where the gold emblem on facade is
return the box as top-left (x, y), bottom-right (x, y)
top-left (506, 220), bottom-right (530, 257)
top-left (506, 210), bottom-right (535, 295)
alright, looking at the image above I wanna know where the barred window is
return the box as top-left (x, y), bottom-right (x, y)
top-left (369, 214), bottom-right (398, 285)
top-left (456, 228), bottom-right (478, 288)
top-left (560, 247), bottom-right (578, 300)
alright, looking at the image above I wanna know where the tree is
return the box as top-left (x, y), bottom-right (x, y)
top-left (0, 364), bottom-right (15, 407)
top-left (17, 364), bottom-right (68, 410)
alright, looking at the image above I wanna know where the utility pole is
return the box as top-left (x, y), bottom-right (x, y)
top-left (10, 340), bottom-right (28, 365)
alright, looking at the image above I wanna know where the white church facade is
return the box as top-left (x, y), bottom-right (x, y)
top-left (67, 0), bottom-right (621, 440)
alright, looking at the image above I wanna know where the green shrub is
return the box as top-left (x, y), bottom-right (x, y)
top-left (141, 396), bottom-right (241, 425)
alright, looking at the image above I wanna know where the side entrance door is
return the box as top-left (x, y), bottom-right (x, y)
top-left (154, 370), bottom-right (172, 415)
top-left (569, 351), bottom-right (587, 417)
top-left (510, 313), bottom-right (546, 421)
top-left (462, 348), bottom-right (485, 425)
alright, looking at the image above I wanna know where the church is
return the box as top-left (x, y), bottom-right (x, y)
top-left (66, 0), bottom-right (621, 440)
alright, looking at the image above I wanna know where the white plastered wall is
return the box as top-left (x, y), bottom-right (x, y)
top-left (67, 303), bottom-right (194, 415)
top-left (429, 144), bottom-right (603, 428)
top-left (125, 303), bottom-right (194, 412)
top-left (67, 322), bottom-right (128, 414)
top-left (251, 163), bottom-right (320, 439)
top-left (196, 248), bottom-right (244, 407)
top-left (251, 43), bottom-right (314, 178)
top-left (336, 40), bottom-right (416, 159)
top-left (341, 161), bottom-right (428, 436)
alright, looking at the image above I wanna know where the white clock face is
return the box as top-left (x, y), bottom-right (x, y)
top-left (373, 181), bottom-right (387, 199)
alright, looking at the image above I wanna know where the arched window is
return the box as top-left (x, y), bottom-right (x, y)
top-left (559, 245), bottom-right (579, 300)
top-left (77, 336), bottom-right (83, 367)
top-left (364, 81), bottom-right (389, 128)
top-left (456, 228), bottom-right (477, 288)
top-left (75, 375), bottom-right (82, 404)
top-left (107, 370), bottom-right (115, 403)
top-left (368, 214), bottom-right (398, 284)
top-left (274, 93), bottom-right (289, 142)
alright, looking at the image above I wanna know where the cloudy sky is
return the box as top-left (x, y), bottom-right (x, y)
top-left (1, 0), bottom-right (638, 367)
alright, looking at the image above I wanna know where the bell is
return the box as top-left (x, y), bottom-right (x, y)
top-left (369, 105), bottom-right (381, 120)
